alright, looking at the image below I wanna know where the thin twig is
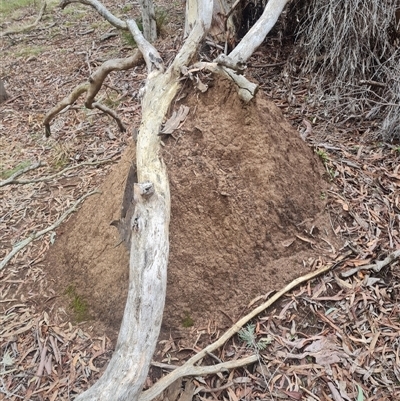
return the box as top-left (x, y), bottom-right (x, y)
top-left (0, 162), bottom-right (42, 187)
top-left (0, 190), bottom-right (99, 271)
top-left (0, 154), bottom-right (120, 187)
top-left (341, 249), bottom-right (400, 278)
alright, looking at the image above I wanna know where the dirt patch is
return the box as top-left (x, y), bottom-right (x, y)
top-left (39, 77), bottom-right (338, 344)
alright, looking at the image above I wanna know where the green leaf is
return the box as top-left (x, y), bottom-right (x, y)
top-left (357, 384), bottom-right (364, 401)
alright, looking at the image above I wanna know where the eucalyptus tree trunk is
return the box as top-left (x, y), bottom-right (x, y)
top-left (45, 0), bottom-right (289, 400)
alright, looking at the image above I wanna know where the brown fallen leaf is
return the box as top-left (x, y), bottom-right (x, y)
top-left (160, 105), bottom-right (190, 134)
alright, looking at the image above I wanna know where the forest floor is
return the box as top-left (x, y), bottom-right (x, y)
top-left (1, 1), bottom-right (400, 401)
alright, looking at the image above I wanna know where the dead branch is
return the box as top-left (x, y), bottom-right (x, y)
top-left (0, 190), bottom-right (99, 271)
top-left (44, 52), bottom-right (142, 136)
top-left (0, 1), bottom-right (47, 38)
top-left (214, 53), bottom-right (246, 73)
top-left (137, 0), bottom-right (157, 42)
top-left (341, 249), bottom-right (400, 278)
top-left (140, 258), bottom-right (344, 401)
top-left (229, 0), bottom-right (289, 63)
top-left (73, 4), bottom-right (213, 400)
top-left (0, 162), bottom-right (42, 188)
top-left (126, 20), bottom-right (164, 73)
top-left (59, 0), bottom-right (127, 30)
top-left (190, 61), bottom-right (258, 102)
top-left (0, 154), bottom-right (120, 187)
top-left (152, 354), bottom-right (258, 376)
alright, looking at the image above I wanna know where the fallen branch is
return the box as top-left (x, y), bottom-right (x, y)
top-left (44, 52), bottom-right (142, 136)
top-left (0, 162), bottom-right (42, 187)
top-left (0, 190), bottom-right (99, 271)
top-left (0, 1), bottom-right (47, 38)
top-left (341, 249), bottom-right (400, 278)
top-left (140, 257), bottom-right (345, 401)
top-left (0, 154), bottom-right (120, 187)
top-left (152, 355), bottom-right (258, 376)
top-left (59, 0), bottom-right (127, 30)
top-left (227, 0), bottom-right (289, 64)
top-left (126, 20), bottom-right (164, 73)
top-left (189, 61), bottom-right (258, 102)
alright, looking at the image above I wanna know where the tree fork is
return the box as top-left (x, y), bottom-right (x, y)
top-left (44, 0), bottom-right (289, 399)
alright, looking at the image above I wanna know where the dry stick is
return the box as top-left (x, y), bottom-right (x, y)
top-left (0, 1), bottom-right (47, 38)
top-left (0, 162), bottom-right (42, 187)
top-left (0, 154), bottom-right (120, 187)
top-left (140, 259), bottom-right (343, 401)
top-left (43, 52), bottom-right (142, 136)
top-left (341, 249), bottom-right (400, 278)
top-left (0, 190), bottom-right (99, 271)
top-left (59, 0), bottom-right (127, 30)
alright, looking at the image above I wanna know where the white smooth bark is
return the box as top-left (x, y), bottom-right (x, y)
top-left (73, 2), bottom-right (213, 401)
top-left (138, 0), bottom-right (157, 42)
top-left (229, 0), bottom-right (289, 63)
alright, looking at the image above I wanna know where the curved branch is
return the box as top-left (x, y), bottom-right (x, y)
top-left (59, 0), bottom-right (127, 30)
top-left (93, 102), bottom-right (125, 131)
top-left (44, 51), bottom-right (143, 136)
top-left (126, 20), bottom-right (164, 74)
top-left (0, 1), bottom-right (47, 38)
top-left (229, 0), bottom-right (289, 63)
top-left (44, 83), bottom-right (88, 136)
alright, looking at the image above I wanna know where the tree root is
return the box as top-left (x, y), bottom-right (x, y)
top-left (0, 190), bottom-right (99, 271)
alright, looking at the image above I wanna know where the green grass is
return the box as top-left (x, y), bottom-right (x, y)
top-left (65, 285), bottom-right (90, 322)
top-left (0, 161), bottom-right (31, 179)
top-left (182, 312), bottom-right (194, 328)
top-left (0, 0), bottom-right (34, 16)
top-left (16, 45), bottom-right (45, 58)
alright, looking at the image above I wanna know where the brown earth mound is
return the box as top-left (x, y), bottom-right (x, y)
top-left (41, 77), bottom-right (338, 343)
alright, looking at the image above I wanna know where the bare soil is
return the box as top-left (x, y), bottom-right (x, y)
top-left (41, 76), bottom-right (338, 345)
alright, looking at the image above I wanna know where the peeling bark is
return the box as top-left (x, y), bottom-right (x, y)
top-left (44, 0), bottom-right (288, 399)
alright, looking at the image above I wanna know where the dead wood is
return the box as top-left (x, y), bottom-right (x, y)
top-left (59, 0), bottom-right (127, 30)
top-left (0, 161), bottom-right (42, 187)
top-left (341, 249), bottom-right (400, 278)
top-left (43, 52), bottom-right (143, 136)
top-left (190, 61), bottom-right (258, 102)
top-left (0, 190), bottom-right (99, 271)
top-left (140, 256), bottom-right (346, 401)
top-left (0, 154), bottom-right (120, 187)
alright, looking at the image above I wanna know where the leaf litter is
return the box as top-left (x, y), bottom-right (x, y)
top-left (1, 1), bottom-right (400, 400)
